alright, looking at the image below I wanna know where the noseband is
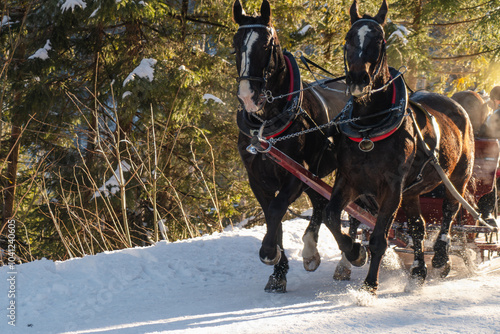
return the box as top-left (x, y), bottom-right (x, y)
top-left (236, 24), bottom-right (277, 85)
top-left (343, 19), bottom-right (387, 97)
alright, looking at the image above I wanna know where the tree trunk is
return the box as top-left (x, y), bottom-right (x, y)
top-left (181, 0), bottom-right (189, 41)
top-left (2, 124), bottom-right (21, 227)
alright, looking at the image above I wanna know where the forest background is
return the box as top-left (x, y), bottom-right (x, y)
top-left (1, 0), bottom-right (499, 262)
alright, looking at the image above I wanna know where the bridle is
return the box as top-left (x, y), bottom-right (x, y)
top-left (343, 19), bottom-right (387, 98)
top-left (236, 24), bottom-right (278, 89)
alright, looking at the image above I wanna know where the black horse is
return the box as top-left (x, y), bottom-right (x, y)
top-left (324, 0), bottom-right (475, 293)
top-left (232, 0), bottom-right (349, 292)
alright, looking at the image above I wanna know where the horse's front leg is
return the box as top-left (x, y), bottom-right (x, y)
top-left (259, 178), bottom-right (303, 292)
top-left (432, 191), bottom-right (461, 276)
top-left (324, 177), bottom-right (367, 268)
top-left (401, 195), bottom-right (427, 285)
top-left (302, 190), bottom-right (329, 272)
top-left (363, 189), bottom-right (403, 293)
top-left (333, 217), bottom-right (361, 280)
top-left (263, 224), bottom-right (289, 293)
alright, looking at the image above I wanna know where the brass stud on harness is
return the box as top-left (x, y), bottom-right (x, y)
top-left (359, 138), bottom-right (374, 152)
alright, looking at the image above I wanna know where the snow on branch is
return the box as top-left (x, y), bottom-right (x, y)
top-left (61, 0), bottom-right (87, 12)
top-left (203, 94), bottom-right (225, 105)
top-left (123, 58), bottom-right (158, 87)
top-left (28, 40), bottom-right (52, 60)
top-left (92, 161), bottom-right (131, 199)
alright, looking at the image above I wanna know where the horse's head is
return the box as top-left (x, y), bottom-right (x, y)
top-left (344, 0), bottom-right (389, 100)
top-left (233, 0), bottom-right (280, 114)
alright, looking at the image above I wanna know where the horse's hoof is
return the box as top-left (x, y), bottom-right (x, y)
top-left (360, 281), bottom-right (378, 295)
top-left (303, 252), bottom-right (321, 272)
top-left (264, 274), bottom-right (287, 293)
top-left (347, 243), bottom-right (367, 267)
top-left (437, 261), bottom-right (451, 278)
top-left (260, 246), bottom-right (281, 266)
top-left (410, 262), bottom-right (428, 281)
top-left (333, 264), bottom-right (352, 281)
top-left (432, 239), bottom-right (450, 269)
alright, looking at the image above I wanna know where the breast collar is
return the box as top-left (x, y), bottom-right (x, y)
top-left (237, 50), bottom-right (303, 139)
top-left (338, 67), bottom-right (408, 151)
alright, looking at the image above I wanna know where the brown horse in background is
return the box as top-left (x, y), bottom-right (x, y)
top-left (451, 90), bottom-right (490, 137)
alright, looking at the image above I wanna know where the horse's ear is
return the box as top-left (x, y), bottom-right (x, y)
top-left (233, 0), bottom-right (245, 25)
top-left (350, 0), bottom-right (361, 25)
top-left (260, 0), bottom-right (271, 25)
top-left (374, 0), bottom-right (388, 25)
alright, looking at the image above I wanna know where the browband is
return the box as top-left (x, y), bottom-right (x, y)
top-left (238, 24), bottom-right (273, 32)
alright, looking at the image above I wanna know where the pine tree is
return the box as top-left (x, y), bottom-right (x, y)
top-left (1, 0), bottom-right (499, 262)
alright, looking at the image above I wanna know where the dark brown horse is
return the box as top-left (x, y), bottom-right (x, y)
top-left (232, 0), bottom-right (349, 292)
top-left (451, 90), bottom-right (490, 136)
top-left (452, 91), bottom-right (500, 225)
top-left (324, 0), bottom-right (475, 293)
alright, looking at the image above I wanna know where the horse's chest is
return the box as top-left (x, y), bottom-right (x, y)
top-left (338, 135), bottom-right (415, 187)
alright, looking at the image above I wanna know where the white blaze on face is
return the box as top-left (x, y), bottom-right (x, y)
top-left (238, 31), bottom-right (259, 112)
top-left (357, 25), bottom-right (372, 58)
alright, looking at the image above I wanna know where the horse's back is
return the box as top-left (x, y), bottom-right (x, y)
top-left (410, 90), bottom-right (471, 132)
top-left (410, 90), bottom-right (474, 181)
top-left (305, 80), bottom-right (348, 121)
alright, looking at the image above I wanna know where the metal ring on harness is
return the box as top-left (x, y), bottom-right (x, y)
top-left (256, 122), bottom-right (273, 153)
top-left (257, 139), bottom-right (273, 153)
top-left (359, 138), bottom-right (374, 152)
top-left (264, 90), bottom-right (275, 103)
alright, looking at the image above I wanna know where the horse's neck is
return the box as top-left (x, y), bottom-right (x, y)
top-left (261, 51), bottom-right (291, 119)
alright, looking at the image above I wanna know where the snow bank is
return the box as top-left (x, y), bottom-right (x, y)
top-left (1, 217), bottom-right (499, 333)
